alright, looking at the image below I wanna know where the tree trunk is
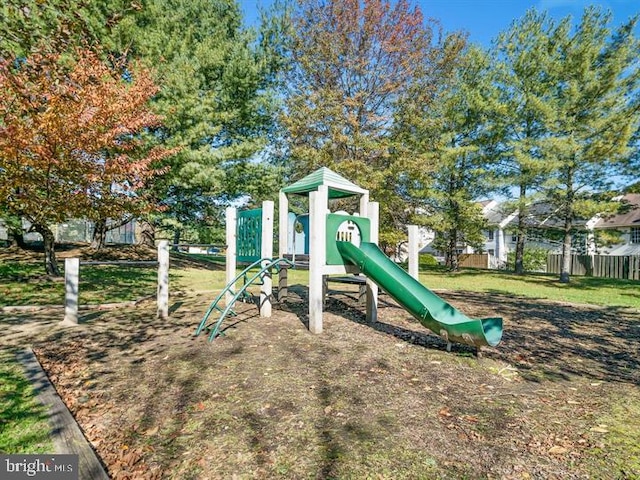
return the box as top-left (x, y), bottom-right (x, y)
top-left (4, 215), bottom-right (27, 248)
top-left (446, 229), bottom-right (459, 272)
top-left (137, 219), bottom-right (156, 247)
top-left (560, 228), bottom-right (572, 283)
top-left (560, 167), bottom-right (575, 284)
top-left (34, 224), bottom-right (60, 276)
top-left (514, 231), bottom-right (526, 274)
top-left (7, 226), bottom-right (27, 249)
top-left (90, 218), bottom-right (108, 250)
top-left (514, 186), bottom-right (527, 274)
top-left (172, 229), bottom-right (182, 251)
top-left (560, 200), bottom-right (574, 283)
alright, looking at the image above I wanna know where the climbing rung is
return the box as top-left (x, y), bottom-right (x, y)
top-left (195, 257), bottom-right (294, 341)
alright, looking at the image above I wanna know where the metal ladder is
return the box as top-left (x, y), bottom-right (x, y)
top-left (194, 257), bottom-right (293, 341)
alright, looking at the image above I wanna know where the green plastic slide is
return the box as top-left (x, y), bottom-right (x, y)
top-left (336, 241), bottom-right (503, 348)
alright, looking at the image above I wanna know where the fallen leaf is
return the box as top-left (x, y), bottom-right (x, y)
top-left (122, 450), bottom-right (141, 467)
top-left (590, 426), bottom-right (609, 433)
top-left (548, 446), bottom-right (568, 455)
top-left (439, 407), bottom-right (452, 417)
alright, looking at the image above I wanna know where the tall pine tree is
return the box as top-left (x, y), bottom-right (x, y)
top-left (539, 7), bottom-right (640, 282)
top-left (114, 0), bottom-right (285, 245)
top-left (417, 47), bottom-right (500, 270)
top-left (492, 10), bottom-right (568, 274)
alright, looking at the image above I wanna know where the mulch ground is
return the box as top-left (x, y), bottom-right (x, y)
top-left (2, 279), bottom-right (639, 479)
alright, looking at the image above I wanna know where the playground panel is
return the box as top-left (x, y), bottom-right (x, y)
top-left (236, 208), bottom-right (262, 263)
top-left (325, 213), bottom-right (371, 265)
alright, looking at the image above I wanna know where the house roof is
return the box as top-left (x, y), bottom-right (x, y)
top-left (281, 167), bottom-right (368, 199)
top-left (502, 201), bottom-right (591, 230)
top-left (482, 201), bottom-right (515, 226)
top-left (594, 194), bottom-right (640, 229)
top-left (606, 243), bottom-right (640, 255)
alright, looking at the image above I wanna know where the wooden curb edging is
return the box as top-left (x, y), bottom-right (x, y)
top-left (16, 348), bottom-right (110, 480)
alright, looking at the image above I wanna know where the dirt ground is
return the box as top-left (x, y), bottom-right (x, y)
top-left (2, 264), bottom-right (639, 479)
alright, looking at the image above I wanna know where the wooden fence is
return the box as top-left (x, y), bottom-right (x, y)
top-left (546, 254), bottom-right (640, 280)
top-left (458, 253), bottom-right (489, 269)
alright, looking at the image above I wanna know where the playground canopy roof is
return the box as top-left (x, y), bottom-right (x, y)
top-left (281, 167), bottom-right (368, 199)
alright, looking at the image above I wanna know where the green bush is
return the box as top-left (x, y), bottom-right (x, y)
top-left (419, 254), bottom-right (439, 268)
top-left (398, 254), bottom-right (439, 270)
top-left (507, 247), bottom-right (548, 272)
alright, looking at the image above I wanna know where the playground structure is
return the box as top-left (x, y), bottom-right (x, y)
top-left (277, 168), bottom-right (380, 333)
top-left (196, 168), bottom-right (503, 348)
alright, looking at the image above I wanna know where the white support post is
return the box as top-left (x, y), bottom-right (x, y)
top-left (366, 201), bottom-right (379, 323)
top-left (278, 191), bottom-right (289, 301)
top-left (225, 207), bottom-right (237, 306)
top-left (408, 225), bottom-right (419, 280)
top-left (260, 200), bottom-right (274, 317)
top-left (308, 185), bottom-right (328, 334)
top-left (496, 228), bottom-right (504, 267)
top-left (157, 240), bottom-right (169, 319)
top-left (61, 257), bottom-right (79, 326)
top-left (359, 193), bottom-right (369, 218)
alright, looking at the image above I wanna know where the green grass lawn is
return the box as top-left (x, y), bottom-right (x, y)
top-left (0, 262), bottom-right (157, 307)
top-left (0, 351), bottom-right (53, 454)
top-left (172, 262), bottom-right (310, 295)
top-left (418, 267), bottom-right (640, 309)
top-left (2, 250), bottom-right (638, 309)
top-left (174, 252), bottom-right (639, 309)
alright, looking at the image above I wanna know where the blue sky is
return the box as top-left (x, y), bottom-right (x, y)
top-left (238, 0), bottom-right (639, 46)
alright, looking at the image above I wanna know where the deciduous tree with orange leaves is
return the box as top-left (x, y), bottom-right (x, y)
top-left (0, 48), bottom-right (175, 275)
top-left (282, 0), bottom-right (465, 248)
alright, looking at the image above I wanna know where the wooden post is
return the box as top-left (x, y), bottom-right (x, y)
top-left (61, 258), bottom-right (79, 325)
top-left (260, 200), bottom-right (274, 317)
top-left (308, 185), bottom-right (328, 334)
top-left (358, 283), bottom-right (366, 305)
top-left (408, 224), bottom-right (419, 280)
top-left (225, 207), bottom-right (237, 306)
top-left (359, 193), bottom-right (369, 218)
top-left (366, 201), bottom-right (379, 323)
top-left (278, 191), bottom-right (289, 301)
top-left (322, 275), bottom-right (328, 305)
top-left (496, 228), bottom-right (505, 267)
top-left (157, 240), bottom-right (169, 319)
